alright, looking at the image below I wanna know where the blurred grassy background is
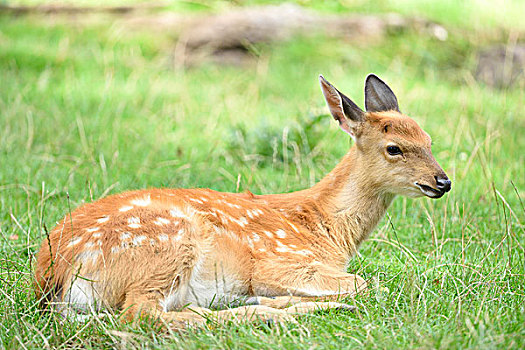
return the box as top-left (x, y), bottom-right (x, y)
top-left (0, 0), bottom-right (524, 348)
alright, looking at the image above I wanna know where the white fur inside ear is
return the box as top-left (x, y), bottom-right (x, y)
top-left (339, 124), bottom-right (356, 139)
top-left (319, 75), bottom-right (361, 137)
top-left (335, 93), bottom-right (356, 138)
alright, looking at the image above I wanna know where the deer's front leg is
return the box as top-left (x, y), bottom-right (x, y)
top-left (251, 263), bottom-right (367, 309)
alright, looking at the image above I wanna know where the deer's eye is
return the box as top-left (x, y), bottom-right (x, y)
top-left (387, 145), bottom-right (403, 156)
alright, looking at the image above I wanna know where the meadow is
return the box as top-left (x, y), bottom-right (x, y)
top-left (0, 0), bottom-right (524, 348)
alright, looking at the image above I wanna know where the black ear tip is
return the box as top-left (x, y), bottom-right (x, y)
top-left (365, 73), bottom-right (383, 84)
top-left (319, 75), bottom-right (334, 89)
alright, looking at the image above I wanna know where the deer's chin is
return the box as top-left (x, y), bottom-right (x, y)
top-left (415, 182), bottom-right (444, 199)
top-left (394, 186), bottom-right (426, 198)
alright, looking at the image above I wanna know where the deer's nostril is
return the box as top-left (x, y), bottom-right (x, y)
top-left (435, 175), bottom-right (451, 192)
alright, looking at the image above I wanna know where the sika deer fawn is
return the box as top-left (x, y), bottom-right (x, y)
top-left (35, 74), bottom-right (451, 328)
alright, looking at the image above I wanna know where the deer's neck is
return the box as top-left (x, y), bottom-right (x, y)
top-left (258, 146), bottom-right (394, 265)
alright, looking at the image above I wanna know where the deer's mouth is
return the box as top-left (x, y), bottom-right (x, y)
top-left (415, 183), bottom-right (444, 199)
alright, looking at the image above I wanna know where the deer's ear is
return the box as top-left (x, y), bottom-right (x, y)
top-left (319, 75), bottom-right (364, 137)
top-left (364, 74), bottom-right (400, 113)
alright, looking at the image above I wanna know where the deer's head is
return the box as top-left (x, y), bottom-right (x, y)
top-left (319, 74), bottom-right (451, 199)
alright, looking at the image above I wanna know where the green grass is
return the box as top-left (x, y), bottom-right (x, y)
top-left (1, 1), bottom-right (524, 348)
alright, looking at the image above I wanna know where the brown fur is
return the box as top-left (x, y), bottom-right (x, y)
top-left (34, 76), bottom-right (450, 327)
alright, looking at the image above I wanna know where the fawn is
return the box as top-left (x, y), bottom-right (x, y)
top-left (35, 74), bottom-right (451, 327)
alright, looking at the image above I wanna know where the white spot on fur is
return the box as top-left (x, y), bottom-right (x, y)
top-left (275, 241), bottom-right (291, 253)
top-left (170, 229), bottom-right (184, 241)
top-left (119, 205), bottom-right (133, 212)
top-left (294, 249), bottom-right (313, 256)
top-left (158, 234), bottom-right (169, 242)
top-left (246, 210), bottom-right (254, 219)
top-left (120, 232), bottom-right (132, 240)
top-left (132, 235), bottom-right (146, 246)
top-left (213, 208), bottom-right (226, 216)
top-left (200, 197), bottom-right (208, 202)
top-left (128, 217), bottom-right (140, 224)
top-left (274, 241), bottom-right (310, 255)
top-left (131, 195), bottom-right (151, 207)
top-left (111, 246), bottom-right (121, 254)
top-left (170, 208), bottom-right (187, 218)
top-left (188, 198), bottom-right (203, 204)
top-left (230, 216), bottom-right (248, 227)
top-left (251, 232), bottom-right (260, 241)
top-left (154, 217), bottom-right (170, 226)
top-left (85, 227), bottom-right (99, 233)
top-left (263, 231), bottom-right (273, 238)
top-left (77, 250), bottom-right (100, 264)
top-left (226, 202), bottom-right (242, 209)
top-left (128, 217), bottom-right (141, 229)
top-left (92, 232), bottom-right (102, 238)
top-left (258, 248), bottom-right (266, 252)
top-left (215, 211), bottom-right (230, 224)
top-left (68, 237), bottom-right (82, 248)
top-left (275, 229), bottom-right (287, 239)
top-left (85, 242), bottom-right (94, 248)
top-left (96, 216), bottom-right (109, 224)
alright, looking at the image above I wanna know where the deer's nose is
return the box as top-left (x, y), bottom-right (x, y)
top-left (435, 175), bottom-right (451, 193)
